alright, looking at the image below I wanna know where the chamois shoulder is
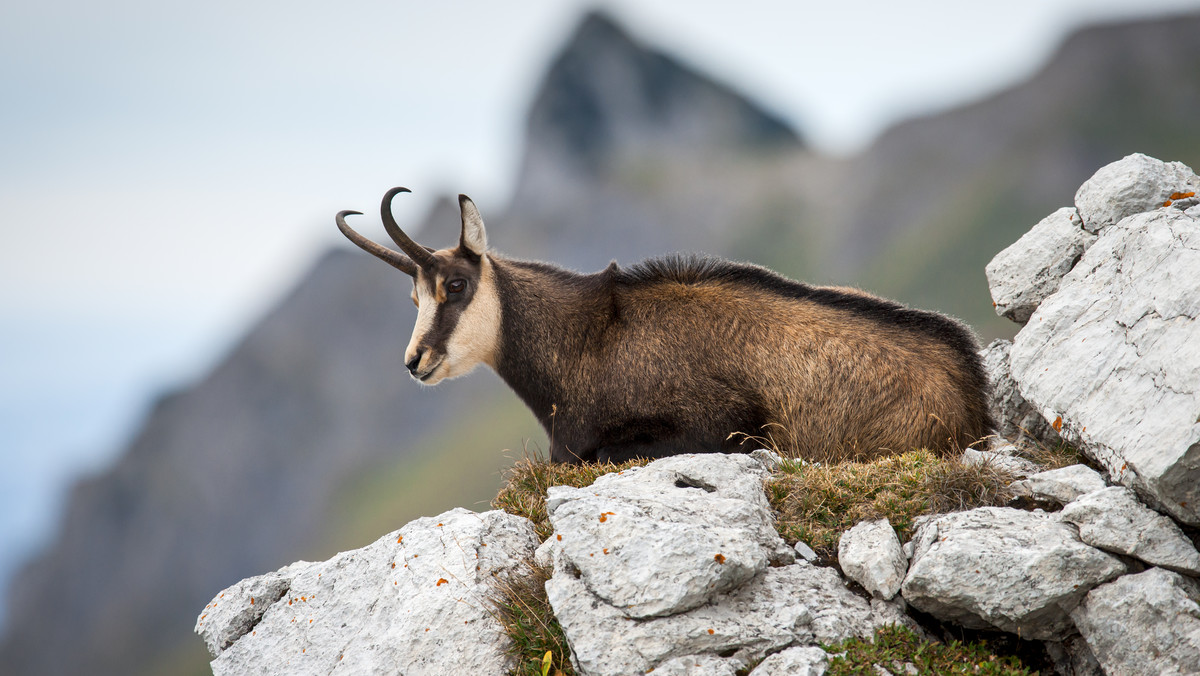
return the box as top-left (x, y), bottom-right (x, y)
top-left (617, 254), bottom-right (981, 358)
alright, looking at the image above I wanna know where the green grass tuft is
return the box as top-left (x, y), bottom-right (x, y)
top-left (824, 626), bottom-right (1035, 675)
top-left (489, 562), bottom-right (574, 676)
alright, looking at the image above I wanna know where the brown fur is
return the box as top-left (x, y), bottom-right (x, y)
top-left (488, 257), bottom-right (992, 463)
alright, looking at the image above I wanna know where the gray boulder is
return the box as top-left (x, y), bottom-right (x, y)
top-left (547, 561), bottom-right (882, 676)
top-left (1010, 205), bottom-right (1200, 524)
top-left (545, 453), bottom-right (791, 619)
top-left (1061, 486), bottom-right (1200, 576)
top-left (1074, 152), bottom-right (1200, 233)
top-left (986, 207), bottom-right (1095, 323)
top-left (195, 508), bottom-right (538, 676)
top-left (900, 507), bottom-right (1125, 640)
top-left (979, 339), bottom-right (1060, 444)
top-left (1071, 567), bottom-right (1200, 676)
top-left (1009, 464), bottom-right (1106, 505)
top-left (837, 518), bottom-right (906, 600)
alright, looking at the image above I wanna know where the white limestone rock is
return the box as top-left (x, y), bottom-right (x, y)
top-left (794, 540), bottom-right (819, 562)
top-left (547, 560), bottom-right (883, 676)
top-left (1008, 464), bottom-right (1106, 505)
top-left (900, 507), bottom-right (1125, 640)
top-left (961, 447), bottom-right (1041, 478)
top-left (749, 646), bottom-right (829, 675)
top-left (1010, 206), bottom-right (1200, 524)
top-left (979, 340), bottom-right (1060, 444)
top-left (195, 508), bottom-right (538, 676)
top-left (1074, 152), bottom-right (1200, 233)
top-left (1060, 486), bottom-right (1200, 576)
top-left (1071, 567), bottom-right (1200, 676)
top-left (986, 207), bottom-right (1096, 323)
top-left (546, 453), bottom-right (792, 619)
top-left (838, 519), bottom-right (906, 600)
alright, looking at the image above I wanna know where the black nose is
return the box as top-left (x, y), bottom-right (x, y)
top-left (406, 350), bottom-right (424, 375)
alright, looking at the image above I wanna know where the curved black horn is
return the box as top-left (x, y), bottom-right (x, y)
top-left (380, 187), bottom-right (436, 270)
top-left (336, 210), bottom-right (419, 276)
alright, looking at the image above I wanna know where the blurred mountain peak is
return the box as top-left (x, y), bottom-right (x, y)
top-left (520, 10), bottom-right (801, 179)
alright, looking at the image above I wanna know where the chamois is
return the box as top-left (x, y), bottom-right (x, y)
top-left (336, 188), bottom-right (994, 464)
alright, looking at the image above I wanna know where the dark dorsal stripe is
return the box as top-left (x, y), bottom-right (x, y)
top-left (617, 254), bottom-right (983, 361)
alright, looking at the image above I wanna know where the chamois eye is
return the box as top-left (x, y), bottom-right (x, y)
top-left (447, 279), bottom-right (467, 294)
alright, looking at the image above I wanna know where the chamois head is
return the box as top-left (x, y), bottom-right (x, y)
top-left (336, 188), bottom-right (500, 385)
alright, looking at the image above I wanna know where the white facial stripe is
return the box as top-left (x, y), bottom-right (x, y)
top-left (405, 272), bottom-right (438, 367)
top-left (442, 257), bottom-right (501, 378)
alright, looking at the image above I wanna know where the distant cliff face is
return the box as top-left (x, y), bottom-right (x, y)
top-left (5, 9), bottom-right (1200, 676)
top-left (523, 12), bottom-right (799, 177)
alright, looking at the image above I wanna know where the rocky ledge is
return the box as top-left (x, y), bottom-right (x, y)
top-left (198, 154), bottom-right (1200, 675)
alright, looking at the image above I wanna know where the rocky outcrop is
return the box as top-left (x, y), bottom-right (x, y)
top-left (199, 448), bottom-right (1200, 675)
top-left (197, 509), bottom-right (537, 675)
top-left (988, 153), bottom-right (1200, 525)
top-left (900, 507), bottom-right (1126, 640)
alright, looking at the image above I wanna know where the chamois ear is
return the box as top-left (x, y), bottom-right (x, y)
top-left (458, 194), bottom-right (488, 257)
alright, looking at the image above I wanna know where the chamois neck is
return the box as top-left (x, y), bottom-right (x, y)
top-left (490, 257), bottom-right (613, 422)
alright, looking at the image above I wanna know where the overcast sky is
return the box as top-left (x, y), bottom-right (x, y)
top-left (1, 0), bottom-right (1197, 628)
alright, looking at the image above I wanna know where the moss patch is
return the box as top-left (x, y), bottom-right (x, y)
top-left (768, 449), bottom-right (1015, 557)
top-left (824, 626), bottom-right (1035, 675)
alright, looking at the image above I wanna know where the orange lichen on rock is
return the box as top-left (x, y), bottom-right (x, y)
top-left (1053, 416), bottom-right (1063, 432)
top-left (1164, 200), bottom-right (1174, 207)
top-left (397, 536), bottom-right (403, 544)
top-left (437, 578), bottom-right (449, 586)
top-left (714, 553), bottom-right (726, 564)
top-left (598, 511), bottom-right (616, 523)
top-left (556, 534), bottom-right (562, 541)
top-left (707, 629), bottom-right (715, 635)
top-left (1170, 191), bottom-right (1195, 200)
